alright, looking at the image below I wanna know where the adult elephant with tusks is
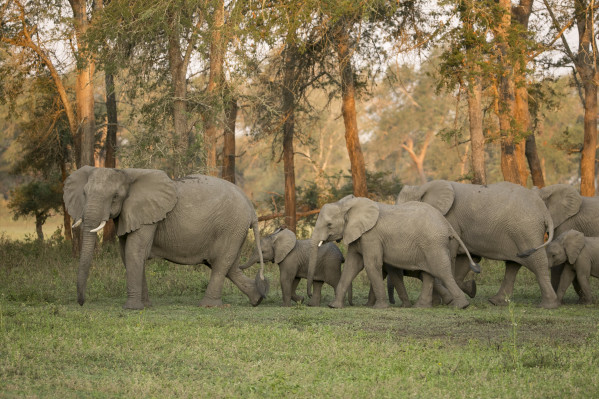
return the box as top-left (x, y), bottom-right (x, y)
top-left (63, 166), bottom-right (268, 309)
top-left (397, 180), bottom-right (559, 309)
top-left (306, 195), bottom-right (481, 309)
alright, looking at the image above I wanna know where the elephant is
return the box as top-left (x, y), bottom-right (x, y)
top-left (396, 180), bottom-right (559, 309)
top-left (63, 166), bottom-right (268, 309)
top-left (306, 195), bottom-right (481, 309)
top-left (240, 227), bottom-right (352, 307)
top-left (534, 184), bottom-right (599, 295)
top-left (546, 230), bottom-right (599, 304)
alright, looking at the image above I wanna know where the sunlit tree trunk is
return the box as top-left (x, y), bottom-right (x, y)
top-left (103, 71), bottom-right (118, 243)
top-left (205, 0), bottom-right (225, 177)
top-left (222, 96), bottom-right (237, 183)
top-left (282, 44), bottom-right (298, 232)
top-left (467, 76), bottom-right (487, 185)
top-left (336, 18), bottom-right (367, 197)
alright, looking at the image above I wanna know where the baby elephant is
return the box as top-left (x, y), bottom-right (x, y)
top-left (546, 229), bottom-right (599, 304)
top-left (241, 228), bottom-right (352, 307)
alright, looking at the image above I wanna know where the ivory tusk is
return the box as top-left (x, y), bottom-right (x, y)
top-left (90, 220), bottom-right (107, 233)
top-left (318, 240), bottom-right (323, 247)
top-left (72, 219), bottom-right (82, 229)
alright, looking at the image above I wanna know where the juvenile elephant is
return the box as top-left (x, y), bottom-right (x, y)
top-left (534, 184), bottom-right (599, 294)
top-left (307, 196), bottom-right (480, 309)
top-left (546, 230), bottom-right (599, 304)
top-left (397, 180), bottom-right (559, 309)
top-left (241, 227), bottom-right (352, 307)
top-left (63, 166), bottom-right (267, 309)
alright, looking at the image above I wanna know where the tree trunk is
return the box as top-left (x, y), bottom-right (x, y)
top-left (525, 134), bottom-right (545, 187)
top-left (222, 96), bottom-right (237, 183)
top-left (581, 79), bottom-right (598, 196)
top-left (336, 19), bottom-right (367, 197)
top-left (35, 215), bottom-right (44, 241)
top-left (282, 44), bottom-right (298, 233)
top-left (103, 71), bottom-right (118, 244)
top-left (467, 76), bottom-right (487, 185)
top-left (205, 0), bottom-right (225, 177)
top-left (70, 0), bottom-right (96, 168)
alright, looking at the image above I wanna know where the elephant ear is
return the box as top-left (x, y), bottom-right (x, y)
top-left (563, 230), bottom-right (585, 265)
top-left (273, 228), bottom-right (297, 264)
top-left (538, 185), bottom-right (582, 228)
top-left (63, 165), bottom-right (95, 221)
top-left (341, 197), bottom-right (379, 245)
top-left (117, 169), bottom-right (178, 236)
top-left (420, 180), bottom-right (455, 215)
top-left (396, 185), bottom-right (418, 204)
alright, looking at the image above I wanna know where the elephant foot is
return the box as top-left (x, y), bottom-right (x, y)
top-left (538, 298), bottom-right (559, 309)
top-left (488, 295), bottom-right (509, 306)
top-left (578, 297), bottom-right (593, 305)
top-left (450, 297), bottom-right (470, 309)
top-left (372, 300), bottom-right (389, 309)
top-left (328, 300), bottom-right (344, 309)
top-left (199, 297), bottom-right (224, 307)
top-left (462, 280), bottom-right (477, 298)
top-left (365, 299), bottom-right (375, 307)
top-left (400, 300), bottom-right (412, 308)
top-left (413, 299), bottom-right (432, 308)
top-left (123, 299), bottom-right (145, 310)
top-left (432, 293), bottom-right (443, 306)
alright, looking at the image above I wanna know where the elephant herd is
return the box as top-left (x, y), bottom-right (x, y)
top-left (63, 166), bottom-right (599, 310)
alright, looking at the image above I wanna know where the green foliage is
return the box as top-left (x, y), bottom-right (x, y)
top-left (8, 180), bottom-right (63, 225)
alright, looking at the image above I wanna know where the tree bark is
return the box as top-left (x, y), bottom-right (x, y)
top-left (222, 95), bottom-right (237, 183)
top-left (336, 19), bottom-right (367, 197)
top-left (205, 0), bottom-right (225, 177)
top-left (282, 44), bottom-right (298, 232)
top-left (525, 134), bottom-right (545, 187)
top-left (467, 76), bottom-right (487, 185)
top-left (103, 71), bottom-right (118, 244)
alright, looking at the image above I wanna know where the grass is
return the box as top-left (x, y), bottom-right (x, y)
top-left (1, 236), bottom-right (599, 398)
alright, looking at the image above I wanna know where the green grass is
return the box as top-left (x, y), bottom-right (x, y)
top-left (1, 236), bottom-right (599, 398)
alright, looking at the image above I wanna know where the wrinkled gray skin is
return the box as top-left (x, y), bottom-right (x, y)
top-left (63, 166), bottom-right (267, 309)
top-left (534, 184), bottom-right (599, 300)
top-left (241, 228), bottom-right (352, 307)
top-left (307, 195), bottom-right (480, 309)
top-left (397, 180), bottom-right (558, 309)
top-left (546, 230), bottom-right (599, 304)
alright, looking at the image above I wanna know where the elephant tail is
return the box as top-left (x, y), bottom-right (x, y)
top-left (251, 219), bottom-right (269, 298)
top-left (517, 213), bottom-right (555, 258)
top-left (450, 228), bottom-right (481, 273)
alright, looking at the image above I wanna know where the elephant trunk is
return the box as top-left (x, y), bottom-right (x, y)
top-left (306, 238), bottom-right (320, 298)
top-left (239, 250), bottom-right (261, 270)
top-left (77, 226), bottom-right (98, 306)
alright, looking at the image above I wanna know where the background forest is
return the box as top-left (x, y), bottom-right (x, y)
top-left (0, 0), bottom-right (596, 241)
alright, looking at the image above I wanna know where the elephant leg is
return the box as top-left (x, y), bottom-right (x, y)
top-left (414, 272), bottom-right (434, 308)
top-left (432, 278), bottom-right (453, 305)
top-left (454, 255), bottom-right (477, 298)
top-left (489, 261), bottom-right (521, 306)
top-left (387, 268), bottom-right (411, 308)
top-left (387, 274), bottom-right (396, 305)
top-left (329, 248), bottom-right (363, 309)
top-left (226, 266), bottom-right (263, 306)
top-left (573, 261), bottom-right (594, 304)
top-left (362, 252), bottom-right (388, 309)
top-left (279, 269), bottom-right (295, 307)
top-left (432, 257), bottom-right (470, 309)
top-left (123, 225), bottom-right (156, 310)
top-left (556, 264), bottom-right (576, 303)
top-left (551, 264), bottom-right (564, 292)
top-left (142, 264), bottom-right (152, 307)
top-left (309, 281), bottom-right (324, 306)
top-left (366, 284), bottom-right (376, 307)
top-left (291, 278), bottom-right (304, 303)
top-left (523, 252), bottom-right (560, 309)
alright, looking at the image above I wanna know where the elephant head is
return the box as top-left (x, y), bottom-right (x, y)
top-left (307, 195), bottom-right (379, 296)
top-left (240, 227), bottom-right (297, 268)
top-left (546, 230), bottom-right (585, 268)
top-left (63, 166), bottom-right (177, 305)
top-left (396, 180), bottom-right (455, 215)
top-left (535, 184), bottom-right (583, 229)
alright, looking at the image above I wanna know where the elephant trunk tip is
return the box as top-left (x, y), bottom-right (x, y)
top-left (255, 273), bottom-right (269, 299)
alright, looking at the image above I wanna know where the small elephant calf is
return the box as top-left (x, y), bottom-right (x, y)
top-left (546, 229), bottom-right (599, 304)
top-left (241, 228), bottom-right (351, 307)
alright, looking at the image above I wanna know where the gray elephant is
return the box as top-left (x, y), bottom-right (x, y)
top-left (307, 195), bottom-right (480, 309)
top-left (534, 184), bottom-right (599, 295)
top-left (63, 166), bottom-right (267, 309)
top-left (546, 230), bottom-right (599, 304)
top-left (240, 227), bottom-right (352, 307)
top-left (397, 180), bottom-right (559, 309)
